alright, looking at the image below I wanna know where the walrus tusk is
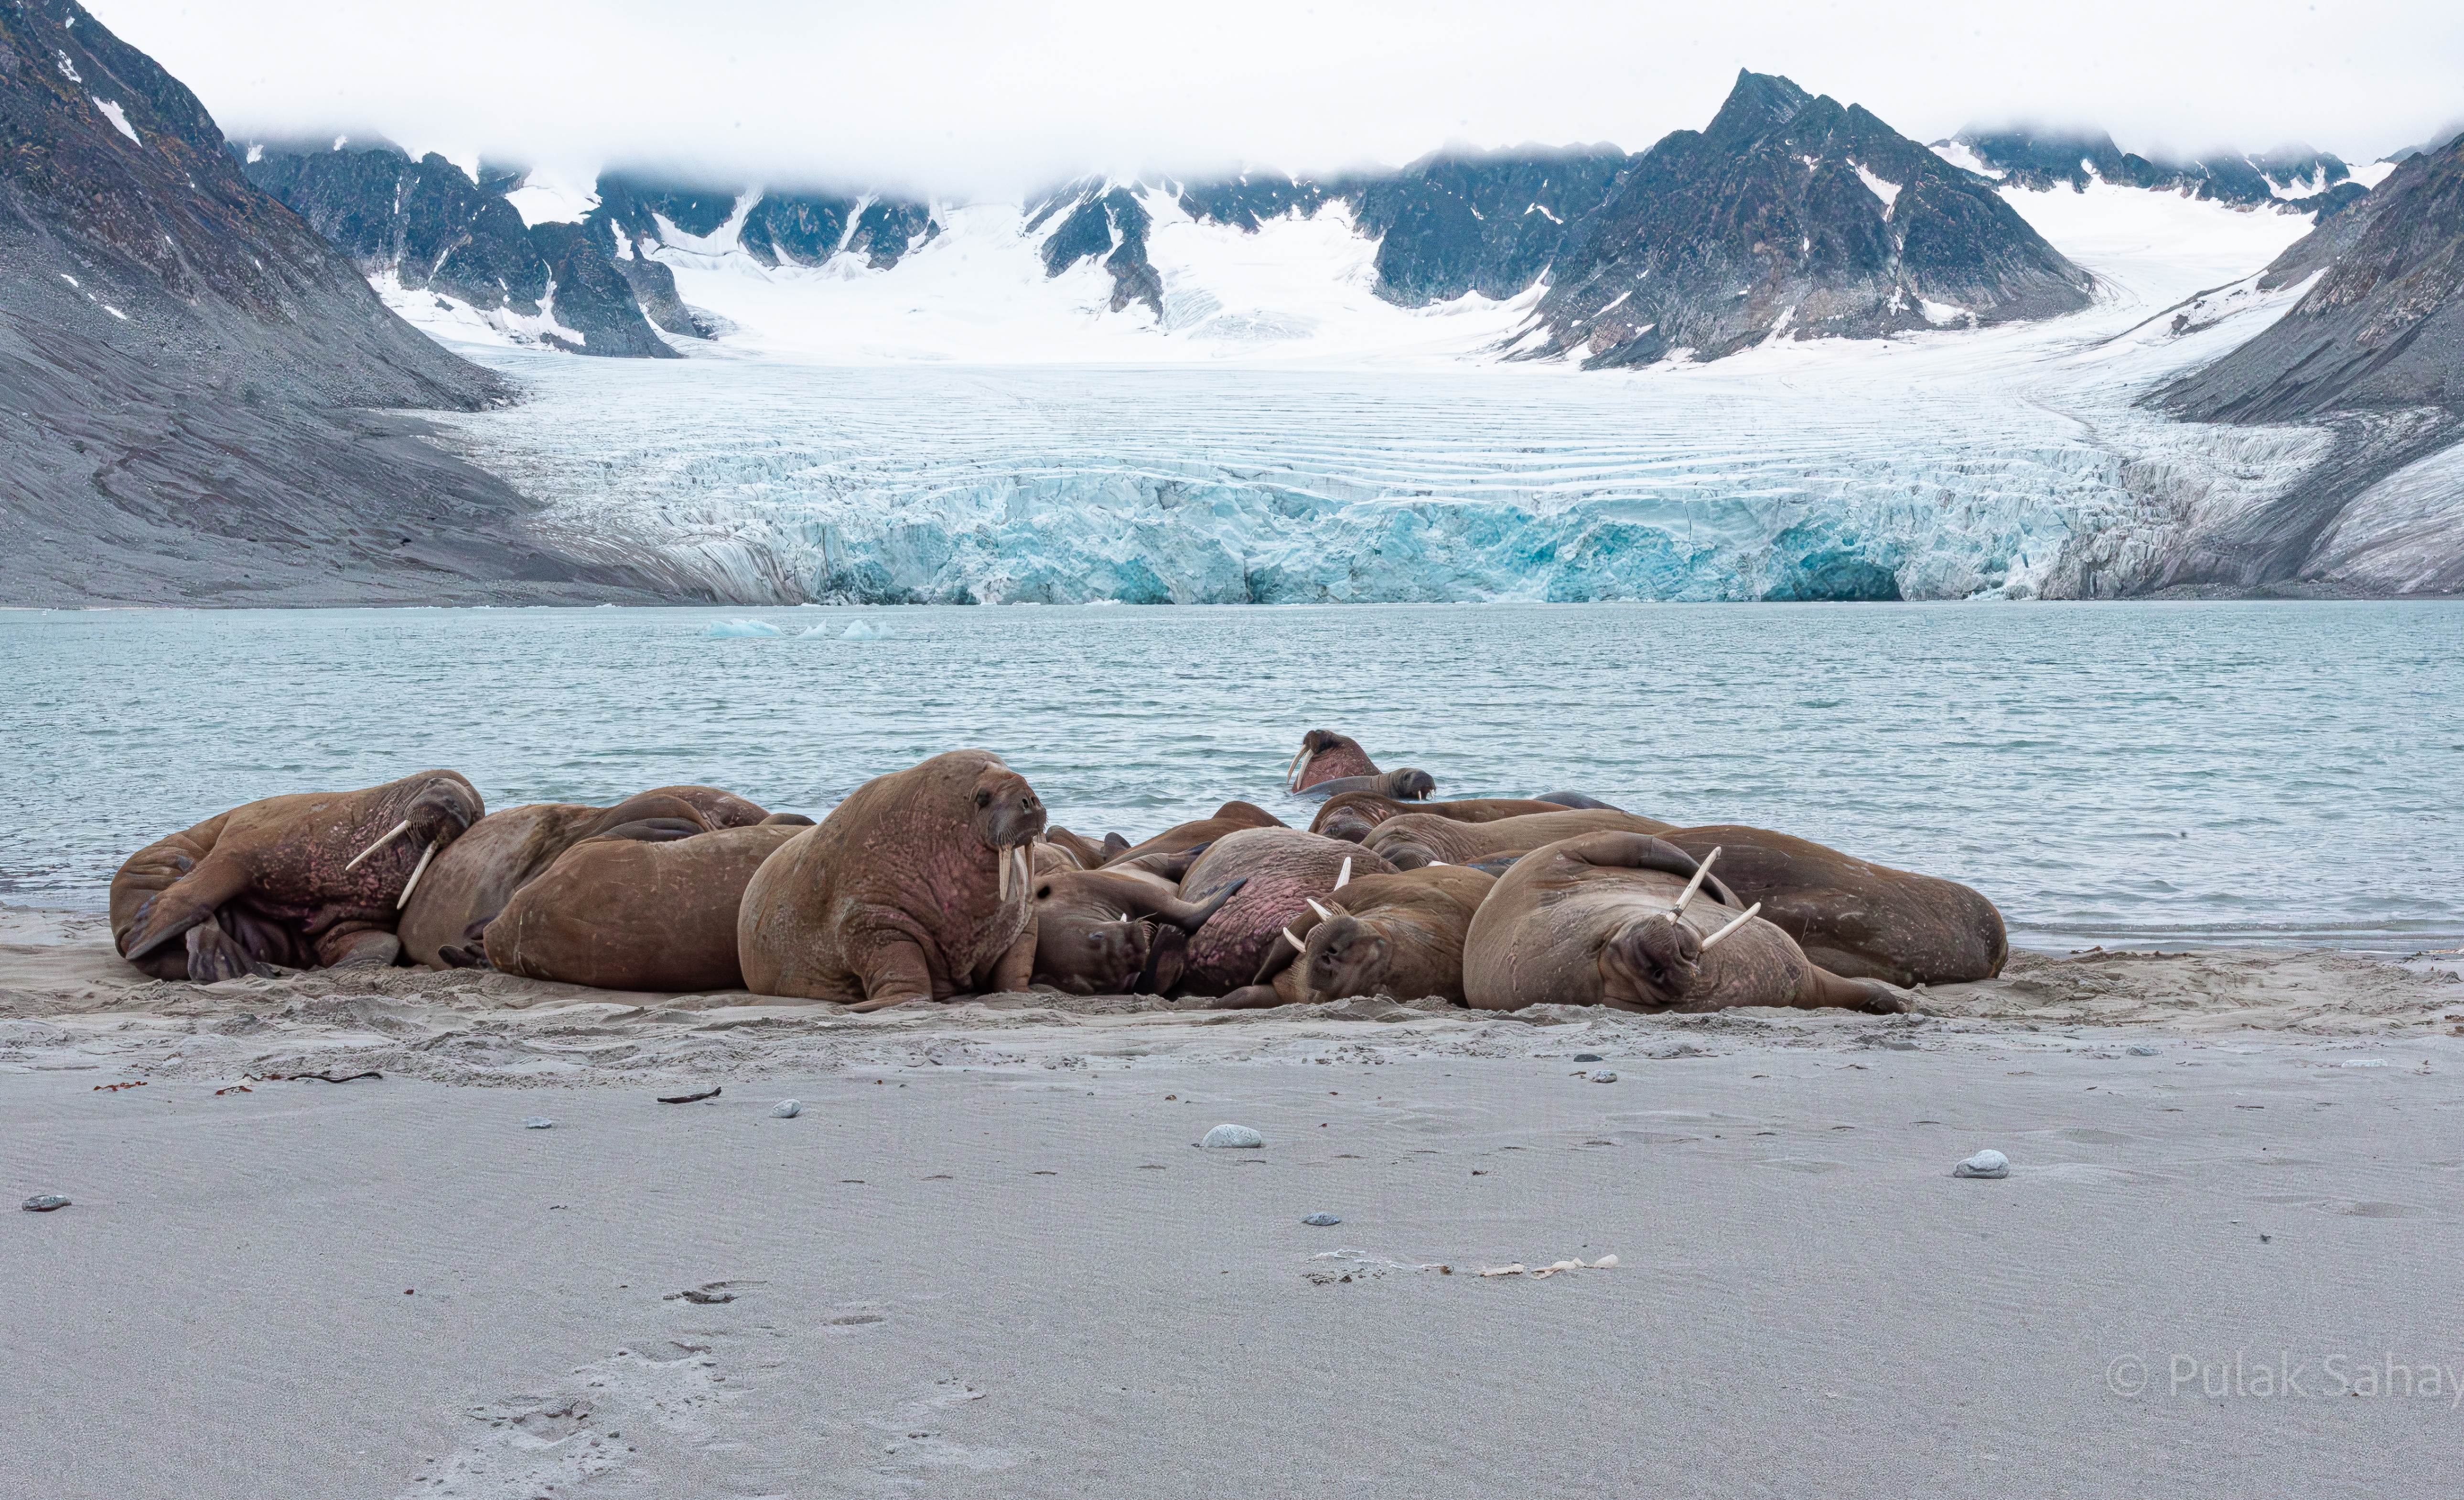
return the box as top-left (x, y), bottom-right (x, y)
top-left (1289, 749), bottom-right (1314, 791)
top-left (1697, 901), bottom-right (1762, 953)
top-left (1306, 898), bottom-right (1335, 921)
top-left (1017, 845), bottom-right (1029, 901)
top-left (345, 820), bottom-right (411, 871)
top-left (999, 846), bottom-right (1012, 901)
top-left (1281, 926), bottom-right (1306, 950)
top-left (1669, 846), bottom-right (1722, 919)
top-left (1334, 857), bottom-right (1352, 890)
top-left (395, 841), bottom-right (436, 910)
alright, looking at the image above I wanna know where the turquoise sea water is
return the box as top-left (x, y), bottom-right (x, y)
top-left (3, 600), bottom-right (2457, 951)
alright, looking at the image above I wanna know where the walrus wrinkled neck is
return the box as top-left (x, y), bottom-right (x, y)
top-left (1603, 915), bottom-right (1701, 1007)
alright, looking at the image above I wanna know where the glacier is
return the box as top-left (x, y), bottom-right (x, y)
top-left (409, 173), bottom-right (2346, 604)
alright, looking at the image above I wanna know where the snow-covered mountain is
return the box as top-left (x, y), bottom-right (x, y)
top-left (0, 0), bottom-right (687, 607)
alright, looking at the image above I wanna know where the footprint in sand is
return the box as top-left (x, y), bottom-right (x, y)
top-left (401, 1346), bottom-right (738, 1499)
top-left (863, 1378), bottom-right (1018, 1484)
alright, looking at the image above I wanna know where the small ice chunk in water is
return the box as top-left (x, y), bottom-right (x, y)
top-left (1953, 1149), bottom-right (2009, 1179)
top-left (772, 1100), bottom-right (802, 1118)
top-left (522, 1116), bottom-right (555, 1130)
top-left (1200, 1124), bottom-right (1264, 1149)
top-left (839, 619), bottom-right (893, 640)
top-left (704, 619), bottom-right (784, 638)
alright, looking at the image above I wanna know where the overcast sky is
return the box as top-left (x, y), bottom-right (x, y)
top-left (91, 0), bottom-right (2464, 194)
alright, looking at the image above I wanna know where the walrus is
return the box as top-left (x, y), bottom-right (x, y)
top-left (1462, 832), bottom-right (1907, 1014)
top-left (1173, 827), bottom-right (1399, 996)
top-left (737, 750), bottom-right (1047, 1009)
top-left (1102, 801), bottom-right (1286, 867)
top-left (1026, 867), bottom-right (1248, 995)
top-left (484, 822), bottom-right (807, 991)
top-left (1291, 767), bottom-right (1437, 804)
top-left (1310, 792), bottom-right (1583, 842)
top-left (1650, 825), bottom-right (2007, 986)
top-left (110, 771), bottom-right (484, 981)
top-left (1366, 808), bottom-right (1676, 869)
top-left (1040, 827), bottom-right (1110, 869)
top-left (1533, 790), bottom-right (1623, 810)
top-left (1285, 729), bottom-right (1381, 793)
top-left (397, 785), bottom-right (792, 969)
top-left (1219, 863), bottom-right (1496, 1009)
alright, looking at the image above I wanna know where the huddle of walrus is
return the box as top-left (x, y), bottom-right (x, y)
top-left (108, 729), bottom-right (2008, 1015)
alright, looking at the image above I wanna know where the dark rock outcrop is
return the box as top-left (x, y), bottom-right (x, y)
top-left (1525, 71), bottom-right (2094, 367)
top-left (1952, 127), bottom-right (2353, 210)
top-left (1028, 178), bottom-right (1162, 315)
top-left (0, 0), bottom-right (693, 604)
top-left (1342, 144), bottom-right (1628, 304)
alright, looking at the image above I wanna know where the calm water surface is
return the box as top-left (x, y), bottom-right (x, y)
top-left (3, 601), bottom-right (2457, 951)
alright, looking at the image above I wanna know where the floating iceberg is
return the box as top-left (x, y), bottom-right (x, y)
top-left (703, 618), bottom-right (785, 638)
top-left (838, 619), bottom-right (893, 640)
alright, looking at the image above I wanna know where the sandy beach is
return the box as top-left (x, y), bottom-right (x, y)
top-left (7, 903), bottom-right (2463, 1498)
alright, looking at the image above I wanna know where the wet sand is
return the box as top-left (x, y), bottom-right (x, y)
top-left (7, 903), bottom-right (2464, 1498)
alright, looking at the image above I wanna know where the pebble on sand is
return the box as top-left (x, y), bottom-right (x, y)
top-left (1953, 1149), bottom-right (2010, 1179)
top-left (2127, 1045), bottom-right (2159, 1056)
top-left (22, 1195), bottom-right (70, 1212)
top-left (522, 1117), bottom-right (555, 1130)
top-left (1573, 1053), bottom-right (1604, 1062)
top-left (1302, 1212), bottom-right (1341, 1226)
top-left (1201, 1124), bottom-right (1265, 1149)
top-left (1590, 1071), bottom-right (1619, 1083)
top-left (772, 1100), bottom-right (802, 1118)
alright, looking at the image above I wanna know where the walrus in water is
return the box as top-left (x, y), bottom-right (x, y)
top-left (1218, 863), bottom-right (1496, 1009)
top-left (1101, 801), bottom-right (1286, 867)
top-left (738, 750), bottom-right (1047, 1009)
top-left (1310, 792), bottom-right (1588, 843)
top-left (1366, 808), bottom-right (1675, 868)
top-left (1284, 729), bottom-right (1381, 793)
top-left (111, 771), bottom-right (484, 981)
top-left (1462, 832), bottom-right (1907, 1014)
top-left (1292, 767), bottom-right (1437, 804)
top-left (398, 786), bottom-right (801, 969)
top-left (1026, 865), bottom-right (1248, 995)
top-left (1172, 827), bottom-right (1399, 996)
top-left (1651, 825), bottom-right (2007, 986)
top-left (484, 822), bottom-right (807, 991)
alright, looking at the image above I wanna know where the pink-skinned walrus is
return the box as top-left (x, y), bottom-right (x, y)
top-left (736, 751), bottom-right (1048, 1009)
top-left (110, 771), bottom-right (484, 981)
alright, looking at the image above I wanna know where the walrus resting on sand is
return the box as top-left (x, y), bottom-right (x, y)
top-left (111, 771), bottom-right (484, 981)
top-left (484, 823), bottom-right (807, 991)
top-left (1652, 825), bottom-right (2006, 986)
top-left (1026, 866), bottom-right (1248, 995)
top-left (1366, 808), bottom-right (1675, 868)
top-left (399, 785), bottom-right (802, 969)
top-left (738, 750), bottom-right (1047, 1009)
top-left (1463, 833), bottom-right (1908, 1014)
top-left (1173, 828), bottom-right (1399, 996)
top-left (1218, 863), bottom-right (1496, 1009)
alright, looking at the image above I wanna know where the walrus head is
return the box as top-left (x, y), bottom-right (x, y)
top-left (970, 759), bottom-right (1048, 900)
top-left (1036, 915), bottom-right (1156, 995)
top-left (1376, 768), bottom-right (1436, 801)
top-left (1318, 807), bottom-right (1379, 844)
top-left (1287, 729), bottom-right (1379, 792)
top-left (1601, 914), bottom-right (1703, 1006)
top-left (403, 775), bottom-right (484, 850)
top-left (1376, 838), bottom-right (1438, 871)
top-left (1298, 912), bottom-right (1392, 1004)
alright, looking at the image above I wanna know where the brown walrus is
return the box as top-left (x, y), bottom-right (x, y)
top-left (1366, 808), bottom-right (1676, 868)
top-left (1651, 825), bottom-right (2007, 986)
top-left (1310, 792), bottom-right (1584, 843)
top-left (737, 750), bottom-right (1047, 1009)
top-left (1101, 801), bottom-right (1286, 867)
top-left (484, 823), bottom-right (807, 991)
top-left (1220, 863), bottom-right (1496, 1009)
top-left (1026, 866), bottom-right (1248, 995)
top-left (1462, 832), bottom-right (1906, 1014)
top-left (397, 785), bottom-right (795, 969)
top-left (1173, 827), bottom-right (1399, 996)
top-left (1293, 767), bottom-right (1437, 804)
top-left (110, 771), bottom-right (484, 981)
top-left (1285, 729), bottom-right (1381, 793)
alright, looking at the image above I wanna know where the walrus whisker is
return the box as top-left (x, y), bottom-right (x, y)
top-left (1307, 898), bottom-right (1335, 921)
top-left (1670, 846), bottom-right (1722, 919)
top-left (344, 820), bottom-right (411, 871)
top-left (395, 841), bottom-right (436, 910)
top-left (1335, 857), bottom-right (1352, 889)
top-left (1697, 902), bottom-right (1763, 953)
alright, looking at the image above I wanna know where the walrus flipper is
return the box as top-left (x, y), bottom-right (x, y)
top-left (582, 818), bottom-right (708, 846)
top-left (120, 857), bottom-right (253, 964)
top-left (1110, 874), bottom-right (1248, 932)
top-left (1553, 831), bottom-right (1715, 887)
top-left (184, 921), bottom-right (278, 983)
top-left (1114, 842), bottom-right (1213, 880)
